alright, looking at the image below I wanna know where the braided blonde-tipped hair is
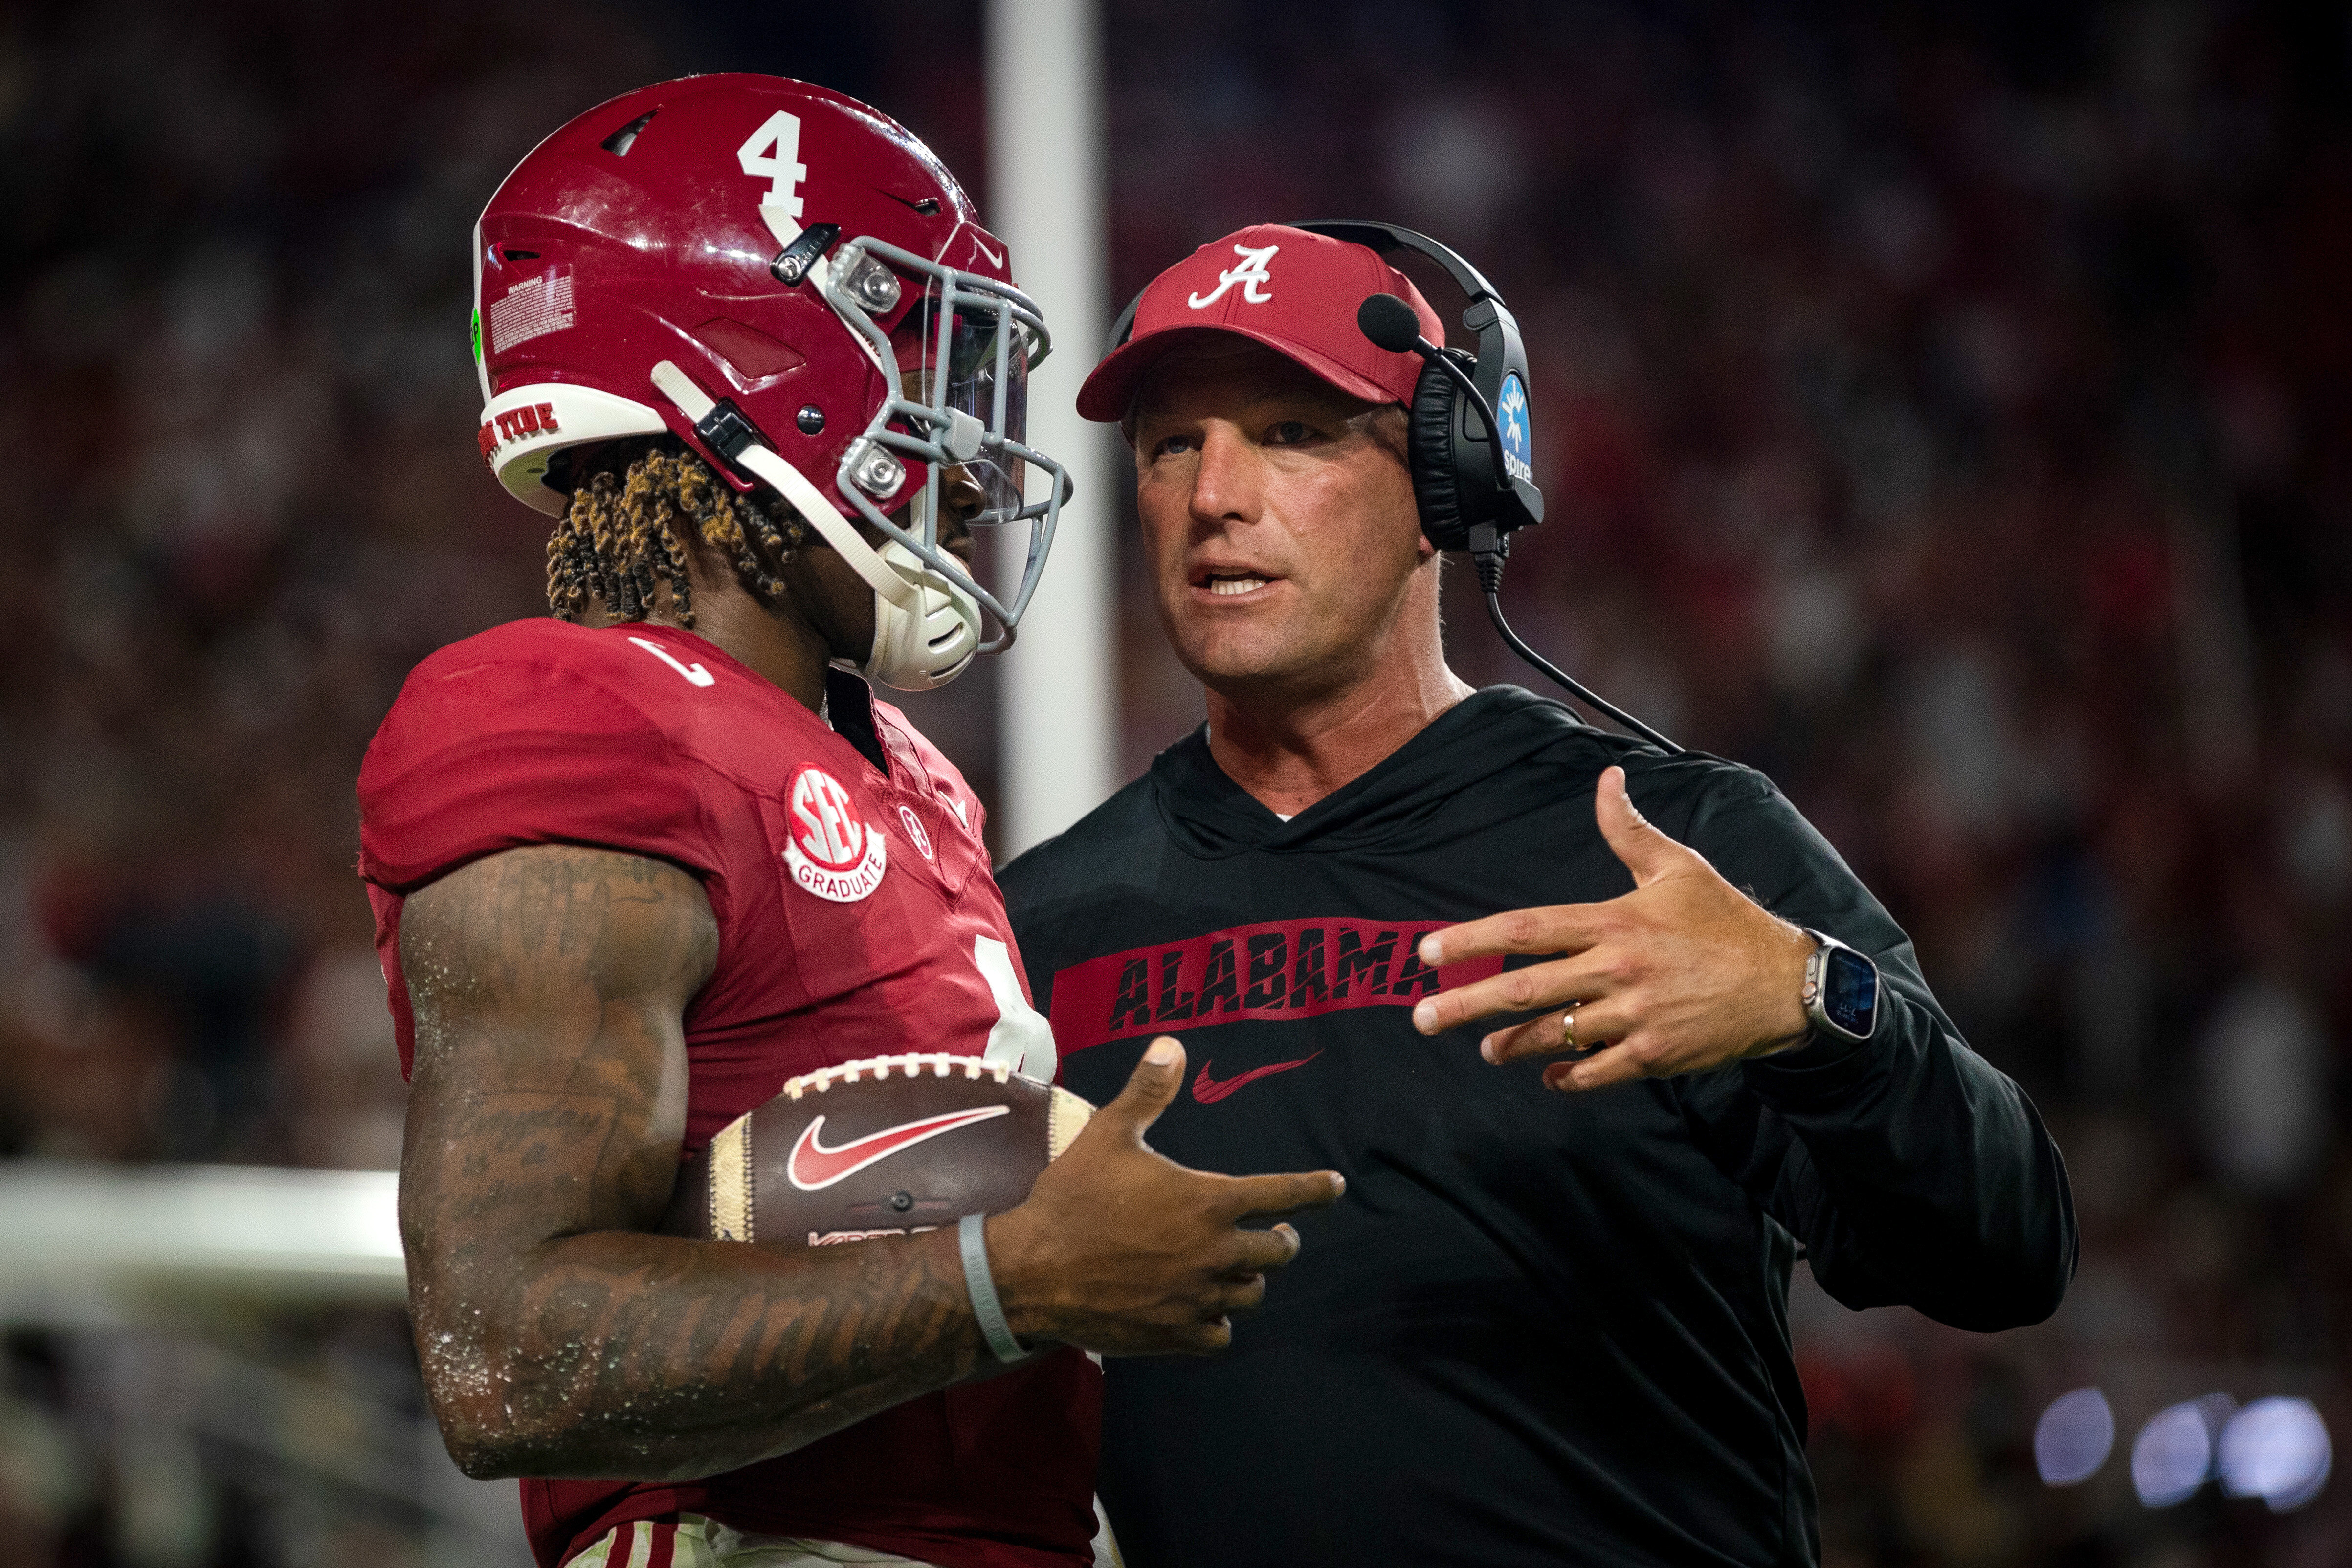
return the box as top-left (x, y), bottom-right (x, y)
top-left (545, 439), bottom-right (808, 626)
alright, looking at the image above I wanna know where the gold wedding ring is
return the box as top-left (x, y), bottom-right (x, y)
top-left (1561, 1005), bottom-right (1579, 1052)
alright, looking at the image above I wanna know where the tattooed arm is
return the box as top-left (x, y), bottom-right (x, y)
top-left (399, 844), bottom-right (1342, 1481)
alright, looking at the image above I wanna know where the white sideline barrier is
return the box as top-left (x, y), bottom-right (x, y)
top-left (0, 1165), bottom-right (532, 1558)
top-left (0, 1162), bottom-right (405, 1320)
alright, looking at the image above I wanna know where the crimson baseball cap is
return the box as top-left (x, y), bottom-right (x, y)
top-left (1077, 223), bottom-right (1446, 423)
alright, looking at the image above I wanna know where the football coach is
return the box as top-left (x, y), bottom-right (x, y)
top-left (998, 223), bottom-right (2075, 1568)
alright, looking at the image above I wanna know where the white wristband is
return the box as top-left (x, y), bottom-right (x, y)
top-left (958, 1213), bottom-right (1031, 1364)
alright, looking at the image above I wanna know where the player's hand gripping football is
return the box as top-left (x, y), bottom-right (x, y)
top-left (1409, 765), bottom-right (1817, 1091)
top-left (986, 1038), bottom-right (1343, 1355)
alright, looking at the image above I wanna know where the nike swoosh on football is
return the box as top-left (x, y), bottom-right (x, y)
top-left (785, 1105), bottom-right (1012, 1191)
top-left (1193, 1052), bottom-right (1323, 1105)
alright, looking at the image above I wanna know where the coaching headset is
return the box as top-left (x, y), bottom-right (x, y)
top-left (1106, 219), bottom-right (1681, 753)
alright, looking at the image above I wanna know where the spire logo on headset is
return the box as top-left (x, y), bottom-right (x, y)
top-left (1498, 373), bottom-right (1533, 486)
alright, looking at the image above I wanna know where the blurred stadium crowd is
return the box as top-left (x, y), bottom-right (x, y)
top-left (0, 1), bottom-right (2346, 1564)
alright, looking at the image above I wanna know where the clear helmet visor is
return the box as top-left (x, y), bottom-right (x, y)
top-left (824, 236), bottom-right (1068, 652)
top-left (898, 294), bottom-right (1031, 522)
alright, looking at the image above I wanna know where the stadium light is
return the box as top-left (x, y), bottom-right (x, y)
top-left (2034, 1387), bottom-right (2115, 1486)
top-left (2132, 1398), bottom-right (2223, 1507)
top-left (2218, 1397), bottom-right (2331, 1513)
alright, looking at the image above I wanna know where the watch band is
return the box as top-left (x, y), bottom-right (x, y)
top-left (958, 1212), bottom-right (1032, 1364)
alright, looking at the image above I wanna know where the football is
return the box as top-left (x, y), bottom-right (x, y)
top-left (662, 1054), bottom-right (1095, 1249)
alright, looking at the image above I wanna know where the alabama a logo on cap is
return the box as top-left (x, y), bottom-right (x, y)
top-left (1188, 243), bottom-right (1279, 308)
top-left (783, 764), bottom-right (888, 902)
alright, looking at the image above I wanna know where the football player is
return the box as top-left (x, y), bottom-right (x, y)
top-left (359, 81), bottom-right (1341, 1568)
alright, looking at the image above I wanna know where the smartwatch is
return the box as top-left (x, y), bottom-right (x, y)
top-left (1798, 929), bottom-right (1880, 1043)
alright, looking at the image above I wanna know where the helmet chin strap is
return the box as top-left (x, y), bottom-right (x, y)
top-left (650, 361), bottom-right (981, 691)
top-left (864, 539), bottom-right (982, 692)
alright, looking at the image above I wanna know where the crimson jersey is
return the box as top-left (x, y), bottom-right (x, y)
top-left (357, 618), bottom-right (1099, 1568)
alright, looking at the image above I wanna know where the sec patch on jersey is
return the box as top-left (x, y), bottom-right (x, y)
top-left (663, 1054), bottom-right (1094, 1247)
top-left (781, 762), bottom-right (888, 902)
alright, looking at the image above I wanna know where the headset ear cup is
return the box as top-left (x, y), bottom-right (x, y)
top-left (1408, 356), bottom-right (1468, 550)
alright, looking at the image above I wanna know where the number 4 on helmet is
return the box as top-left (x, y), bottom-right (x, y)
top-left (470, 74), bottom-right (1073, 690)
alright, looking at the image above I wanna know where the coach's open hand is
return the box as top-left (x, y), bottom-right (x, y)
top-left (1410, 766), bottom-right (1818, 1091)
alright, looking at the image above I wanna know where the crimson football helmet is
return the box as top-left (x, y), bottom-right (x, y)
top-left (471, 74), bottom-right (1067, 689)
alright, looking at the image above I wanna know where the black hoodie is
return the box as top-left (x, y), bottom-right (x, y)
top-left (999, 687), bottom-right (2074, 1568)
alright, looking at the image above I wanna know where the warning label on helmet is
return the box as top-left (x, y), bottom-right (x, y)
top-left (489, 269), bottom-right (575, 354)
